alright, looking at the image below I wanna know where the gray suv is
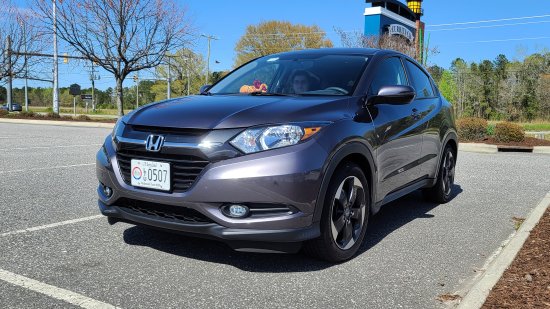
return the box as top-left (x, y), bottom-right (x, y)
top-left (97, 48), bottom-right (457, 262)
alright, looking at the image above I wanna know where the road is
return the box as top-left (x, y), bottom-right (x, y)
top-left (0, 123), bottom-right (549, 308)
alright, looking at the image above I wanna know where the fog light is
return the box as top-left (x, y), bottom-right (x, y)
top-left (103, 185), bottom-right (113, 197)
top-left (222, 204), bottom-right (250, 218)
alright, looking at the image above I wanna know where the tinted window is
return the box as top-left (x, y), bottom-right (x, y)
top-left (405, 60), bottom-right (434, 98)
top-left (369, 57), bottom-right (407, 95)
top-left (208, 55), bottom-right (370, 96)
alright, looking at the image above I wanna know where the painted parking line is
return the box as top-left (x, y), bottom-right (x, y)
top-left (0, 215), bottom-right (103, 238)
top-left (0, 269), bottom-right (119, 309)
top-left (0, 144), bottom-right (102, 151)
top-left (0, 163), bottom-right (95, 174)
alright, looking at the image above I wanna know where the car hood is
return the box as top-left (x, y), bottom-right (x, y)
top-left (126, 95), bottom-right (352, 129)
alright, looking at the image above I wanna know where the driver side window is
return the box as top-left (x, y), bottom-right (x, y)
top-left (369, 57), bottom-right (407, 95)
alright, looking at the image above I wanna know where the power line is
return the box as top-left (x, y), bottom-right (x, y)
top-left (427, 14), bottom-right (550, 27)
top-left (442, 36), bottom-right (550, 45)
top-left (429, 20), bottom-right (550, 32)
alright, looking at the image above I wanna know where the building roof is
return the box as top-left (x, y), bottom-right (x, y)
top-left (365, 0), bottom-right (416, 22)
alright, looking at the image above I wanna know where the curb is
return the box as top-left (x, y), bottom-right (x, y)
top-left (0, 118), bottom-right (115, 129)
top-left (459, 143), bottom-right (550, 155)
top-left (456, 191), bottom-right (550, 309)
top-left (533, 146), bottom-right (550, 154)
top-left (458, 143), bottom-right (498, 153)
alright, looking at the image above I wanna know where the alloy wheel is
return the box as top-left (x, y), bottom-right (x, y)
top-left (330, 176), bottom-right (366, 250)
top-left (441, 150), bottom-right (455, 196)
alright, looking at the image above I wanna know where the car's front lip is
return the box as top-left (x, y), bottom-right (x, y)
top-left (98, 199), bottom-right (320, 244)
top-left (96, 132), bottom-right (328, 232)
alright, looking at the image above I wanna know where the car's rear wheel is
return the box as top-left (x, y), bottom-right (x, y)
top-left (304, 162), bottom-right (369, 262)
top-left (423, 145), bottom-right (456, 203)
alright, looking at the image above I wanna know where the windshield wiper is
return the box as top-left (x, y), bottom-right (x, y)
top-left (248, 92), bottom-right (289, 96)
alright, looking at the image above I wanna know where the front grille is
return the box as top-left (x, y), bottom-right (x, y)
top-left (116, 198), bottom-right (214, 224)
top-left (117, 149), bottom-right (209, 192)
top-left (129, 125), bottom-right (207, 136)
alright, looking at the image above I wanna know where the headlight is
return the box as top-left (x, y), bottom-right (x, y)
top-left (230, 124), bottom-right (325, 154)
top-left (112, 118), bottom-right (126, 138)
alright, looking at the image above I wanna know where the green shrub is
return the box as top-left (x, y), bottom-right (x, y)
top-left (456, 117), bottom-right (488, 141)
top-left (19, 111), bottom-right (35, 118)
top-left (75, 115), bottom-right (91, 121)
top-left (494, 122), bottom-right (525, 143)
top-left (486, 123), bottom-right (495, 136)
top-left (0, 109), bottom-right (8, 117)
top-left (46, 112), bottom-right (61, 119)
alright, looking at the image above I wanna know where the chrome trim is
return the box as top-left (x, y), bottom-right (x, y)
top-left (145, 134), bottom-right (165, 152)
top-left (115, 136), bottom-right (222, 149)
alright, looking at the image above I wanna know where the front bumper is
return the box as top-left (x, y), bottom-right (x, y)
top-left (96, 134), bottom-right (327, 246)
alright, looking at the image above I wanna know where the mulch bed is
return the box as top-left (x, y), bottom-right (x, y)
top-left (462, 137), bottom-right (550, 147)
top-left (482, 208), bottom-right (550, 308)
top-left (0, 114), bottom-right (116, 123)
top-left (485, 137), bottom-right (550, 147)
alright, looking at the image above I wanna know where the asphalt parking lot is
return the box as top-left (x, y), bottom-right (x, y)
top-left (1, 122), bottom-right (549, 309)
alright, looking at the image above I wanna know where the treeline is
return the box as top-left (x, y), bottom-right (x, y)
top-left (429, 52), bottom-right (550, 121)
top-left (0, 72), bottom-right (227, 111)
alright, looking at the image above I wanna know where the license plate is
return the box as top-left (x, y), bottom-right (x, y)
top-left (130, 159), bottom-right (171, 191)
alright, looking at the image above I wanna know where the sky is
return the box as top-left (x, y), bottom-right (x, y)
top-left (9, 0), bottom-right (550, 91)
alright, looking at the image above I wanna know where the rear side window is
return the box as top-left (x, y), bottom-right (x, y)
top-left (405, 60), bottom-right (434, 99)
top-left (369, 57), bottom-right (407, 95)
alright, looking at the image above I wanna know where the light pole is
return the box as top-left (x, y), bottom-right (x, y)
top-left (52, 0), bottom-right (59, 114)
top-left (167, 56), bottom-right (171, 99)
top-left (20, 20), bottom-right (29, 112)
top-left (201, 34), bottom-right (218, 85)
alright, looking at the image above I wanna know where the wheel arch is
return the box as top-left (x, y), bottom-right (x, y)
top-left (313, 141), bottom-right (377, 223)
top-left (434, 130), bottom-right (458, 180)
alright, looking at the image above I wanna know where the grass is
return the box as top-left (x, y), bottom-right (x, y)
top-left (487, 121), bottom-right (550, 132)
top-left (521, 122), bottom-right (550, 131)
top-left (28, 106), bottom-right (133, 116)
top-left (512, 217), bottom-right (525, 231)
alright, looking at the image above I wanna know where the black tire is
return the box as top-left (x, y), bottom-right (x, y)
top-left (303, 162), bottom-right (370, 262)
top-left (423, 145), bottom-right (456, 203)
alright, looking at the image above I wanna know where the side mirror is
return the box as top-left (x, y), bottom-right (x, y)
top-left (199, 84), bottom-right (212, 94)
top-left (366, 85), bottom-right (416, 106)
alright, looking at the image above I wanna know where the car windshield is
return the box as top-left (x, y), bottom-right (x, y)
top-left (208, 54), bottom-right (370, 96)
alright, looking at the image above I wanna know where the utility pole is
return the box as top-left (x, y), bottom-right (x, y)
top-left (134, 73), bottom-right (139, 109)
top-left (167, 56), bottom-right (171, 99)
top-left (5, 35), bottom-right (12, 112)
top-left (89, 61), bottom-right (99, 112)
top-left (201, 34), bottom-right (218, 85)
top-left (52, 0), bottom-right (59, 114)
top-left (21, 20), bottom-right (29, 112)
top-left (187, 65), bottom-right (190, 96)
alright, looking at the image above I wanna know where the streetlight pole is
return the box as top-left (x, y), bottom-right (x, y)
top-left (5, 35), bottom-right (12, 112)
top-left (201, 34), bottom-right (218, 85)
top-left (135, 73), bottom-right (139, 109)
top-left (52, 0), bottom-right (59, 114)
top-left (21, 20), bottom-right (29, 112)
top-left (167, 56), bottom-right (171, 99)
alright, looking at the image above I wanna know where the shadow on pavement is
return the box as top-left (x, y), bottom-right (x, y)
top-left (360, 184), bottom-right (463, 253)
top-left (122, 184), bottom-right (463, 272)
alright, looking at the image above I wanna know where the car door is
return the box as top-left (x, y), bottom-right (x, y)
top-left (403, 59), bottom-right (440, 178)
top-left (367, 56), bottom-right (425, 202)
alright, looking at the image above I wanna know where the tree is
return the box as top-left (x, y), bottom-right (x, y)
top-left (35, 0), bottom-right (194, 116)
top-left (336, 28), bottom-right (438, 65)
top-left (234, 21), bottom-right (333, 67)
top-left (1, 0), bottom-right (44, 83)
top-left (154, 48), bottom-right (207, 99)
top-left (427, 65), bottom-right (444, 84)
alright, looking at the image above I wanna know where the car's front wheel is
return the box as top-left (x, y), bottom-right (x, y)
top-left (304, 162), bottom-right (370, 262)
